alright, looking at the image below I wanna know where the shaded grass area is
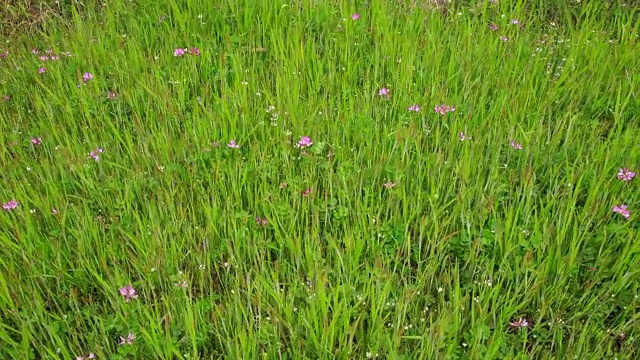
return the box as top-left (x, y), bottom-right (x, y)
top-left (0, 0), bottom-right (639, 359)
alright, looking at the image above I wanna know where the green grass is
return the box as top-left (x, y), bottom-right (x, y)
top-left (0, 0), bottom-right (639, 358)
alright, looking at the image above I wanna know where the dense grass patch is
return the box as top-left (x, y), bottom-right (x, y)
top-left (1, 0), bottom-right (639, 358)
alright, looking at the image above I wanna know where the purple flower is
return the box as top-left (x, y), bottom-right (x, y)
top-left (301, 188), bottom-right (312, 197)
top-left (434, 104), bottom-right (455, 115)
top-left (88, 354), bottom-right (96, 359)
top-left (89, 147), bottom-right (103, 161)
top-left (174, 48), bottom-right (186, 57)
top-left (489, 23), bottom-right (498, 31)
top-left (119, 284), bottom-right (138, 302)
top-left (189, 47), bottom-right (200, 56)
top-left (32, 48), bottom-right (39, 54)
top-left (0, 50), bottom-right (8, 58)
top-left (408, 104), bottom-right (421, 112)
top-left (297, 136), bottom-right (313, 148)
top-left (617, 168), bottom-right (636, 182)
top-left (509, 317), bottom-right (529, 329)
top-left (459, 132), bottom-right (472, 141)
top-left (511, 19), bottom-right (520, 25)
top-left (119, 332), bottom-right (136, 346)
top-left (510, 140), bottom-right (522, 150)
top-left (39, 55), bottom-right (49, 61)
top-left (106, 90), bottom-right (118, 100)
top-left (255, 217), bottom-right (268, 226)
top-left (50, 55), bottom-right (59, 61)
top-left (45, 49), bottom-right (54, 55)
top-left (351, 13), bottom-right (361, 20)
top-left (227, 140), bottom-right (240, 148)
top-left (500, 36), bottom-right (509, 42)
top-left (82, 72), bottom-right (93, 82)
top-left (378, 87), bottom-right (390, 97)
top-left (2, 200), bottom-right (19, 211)
top-left (39, 67), bottom-right (46, 74)
top-left (31, 137), bottom-right (42, 145)
top-left (612, 205), bottom-right (631, 219)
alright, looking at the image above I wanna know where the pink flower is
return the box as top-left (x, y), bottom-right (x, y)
top-left (434, 104), bottom-right (455, 115)
top-left (459, 132), bottom-right (472, 141)
top-left (297, 136), bottom-right (313, 148)
top-left (119, 332), bottom-right (136, 346)
top-left (511, 19), bottom-right (520, 25)
top-left (509, 317), bottom-right (529, 329)
top-left (189, 47), bottom-right (200, 56)
top-left (32, 48), bottom-right (40, 54)
top-left (378, 87), bottom-right (390, 97)
top-left (39, 67), bottom-right (46, 74)
top-left (51, 207), bottom-right (58, 215)
top-left (227, 140), bottom-right (240, 148)
top-left (351, 13), bottom-right (361, 20)
top-left (50, 55), bottom-right (59, 61)
top-left (617, 168), bottom-right (636, 182)
top-left (0, 49), bottom-right (8, 58)
top-left (301, 188), bottom-right (312, 196)
top-left (174, 48), bottom-right (186, 57)
top-left (39, 55), bottom-right (49, 61)
top-left (119, 284), bottom-right (138, 302)
top-left (89, 147), bottom-right (103, 161)
top-left (489, 23), bottom-right (498, 31)
top-left (106, 91), bottom-right (118, 100)
top-left (500, 36), bottom-right (509, 42)
top-left (82, 72), bottom-right (93, 82)
top-left (31, 137), bottom-right (42, 145)
top-left (174, 280), bottom-right (188, 288)
top-left (2, 200), bottom-right (19, 211)
top-left (510, 140), bottom-right (522, 150)
top-left (255, 217), bottom-right (268, 226)
top-left (612, 205), bottom-right (631, 219)
top-left (88, 354), bottom-right (96, 359)
top-left (408, 104), bottom-right (421, 112)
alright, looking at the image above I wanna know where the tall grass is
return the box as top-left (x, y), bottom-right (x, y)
top-left (0, 0), bottom-right (639, 358)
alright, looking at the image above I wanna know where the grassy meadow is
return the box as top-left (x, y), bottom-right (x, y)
top-left (0, 0), bottom-right (639, 358)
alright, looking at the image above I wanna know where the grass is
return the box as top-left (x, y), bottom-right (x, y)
top-left (0, 0), bottom-right (639, 358)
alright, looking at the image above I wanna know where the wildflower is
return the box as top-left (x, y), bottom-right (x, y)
top-left (39, 67), bottom-right (46, 74)
top-left (88, 354), bottom-right (96, 359)
top-left (510, 140), bottom-right (523, 150)
top-left (3, 200), bottom-right (19, 211)
top-left (509, 317), bottom-right (529, 329)
top-left (612, 205), bottom-right (631, 219)
top-left (174, 48), bottom-right (186, 57)
top-left (119, 284), bottom-right (138, 302)
top-left (31, 137), bottom-right (42, 145)
top-left (617, 168), bottom-right (636, 182)
top-left (51, 207), bottom-right (58, 215)
top-left (2, 95), bottom-right (10, 102)
top-left (189, 47), bottom-right (200, 56)
top-left (106, 90), bottom-right (118, 100)
top-left (32, 48), bottom-right (39, 54)
top-left (378, 87), bottom-right (390, 97)
top-left (434, 104), bottom-right (455, 115)
top-left (459, 132), bottom-right (472, 141)
top-left (408, 104), bottom-right (421, 112)
top-left (0, 50), bottom-right (8, 58)
top-left (175, 280), bottom-right (188, 288)
top-left (351, 13), bottom-right (361, 20)
top-left (50, 55), bottom-right (59, 61)
top-left (301, 188), bottom-right (312, 196)
top-left (297, 136), bottom-right (313, 148)
top-left (500, 36), bottom-right (509, 42)
top-left (227, 140), bottom-right (240, 148)
top-left (40, 55), bottom-right (49, 61)
top-left (82, 72), bottom-right (93, 82)
top-left (279, 182), bottom-right (288, 188)
top-left (210, 141), bottom-right (220, 147)
top-left (511, 19), bottom-right (520, 25)
top-left (489, 23), bottom-right (498, 31)
top-left (45, 49), bottom-right (54, 54)
top-left (255, 217), bottom-right (268, 226)
top-left (119, 332), bottom-right (136, 346)
top-left (383, 181), bottom-right (397, 189)
top-left (89, 147), bottom-right (103, 161)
